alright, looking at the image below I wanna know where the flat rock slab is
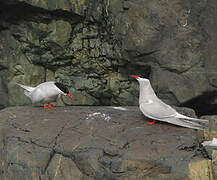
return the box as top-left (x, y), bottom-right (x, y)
top-left (0, 106), bottom-right (204, 180)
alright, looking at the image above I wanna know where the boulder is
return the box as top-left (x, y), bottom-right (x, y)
top-left (0, 106), bottom-right (212, 179)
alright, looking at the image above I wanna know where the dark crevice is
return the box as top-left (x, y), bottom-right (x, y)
top-left (7, 162), bottom-right (28, 169)
top-left (42, 150), bottom-right (55, 174)
top-left (177, 143), bottom-right (197, 152)
top-left (0, 24), bottom-right (9, 31)
top-left (0, 0), bottom-right (84, 29)
top-left (0, 106), bottom-right (5, 111)
top-left (131, 50), bottom-right (160, 58)
top-left (180, 91), bottom-right (217, 116)
top-left (199, 144), bottom-right (211, 159)
top-left (123, 64), bottom-right (152, 79)
top-left (10, 122), bottom-right (32, 133)
top-left (0, 64), bottom-right (8, 71)
top-left (13, 136), bottom-right (49, 149)
top-left (48, 119), bottom-right (71, 149)
top-left (124, 49), bottom-right (159, 60)
top-left (122, 49), bottom-right (160, 78)
top-left (35, 59), bottom-right (73, 71)
top-left (11, 135), bottom-right (73, 159)
top-left (13, 135), bottom-right (56, 175)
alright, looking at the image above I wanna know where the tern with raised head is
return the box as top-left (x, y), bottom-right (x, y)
top-left (130, 75), bottom-right (208, 130)
top-left (16, 81), bottom-right (74, 108)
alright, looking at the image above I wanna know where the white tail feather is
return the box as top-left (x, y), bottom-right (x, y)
top-left (16, 83), bottom-right (35, 92)
top-left (172, 118), bottom-right (204, 130)
top-left (176, 113), bottom-right (209, 123)
top-left (24, 90), bottom-right (31, 98)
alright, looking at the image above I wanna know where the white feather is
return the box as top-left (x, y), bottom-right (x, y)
top-left (16, 81), bottom-right (64, 104)
top-left (16, 83), bottom-right (35, 92)
top-left (135, 77), bottom-right (209, 130)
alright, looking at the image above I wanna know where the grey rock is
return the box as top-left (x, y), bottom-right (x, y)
top-left (0, 106), bottom-right (210, 180)
top-left (0, 71), bottom-right (8, 108)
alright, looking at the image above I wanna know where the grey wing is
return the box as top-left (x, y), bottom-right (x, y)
top-left (140, 101), bottom-right (205, 130)
top-left (36, 81), bottom-right (55, 89)
top-left (139, 100), bottom-right (177, 120)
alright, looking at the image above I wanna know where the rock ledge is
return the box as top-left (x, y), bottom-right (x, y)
top-left (0, 106), bottom-right (212, 179)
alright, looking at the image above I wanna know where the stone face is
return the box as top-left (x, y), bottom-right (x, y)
top-left (0, 0), bottom-right (217, 114)
top-left (44, 20), bottom-right (72, 47)
top-left (0, 106), bottom-right (212, 179)
top-left (0, 73), bottom-right (8, 108)
top-left (111, 0), bottom-right (217, 108)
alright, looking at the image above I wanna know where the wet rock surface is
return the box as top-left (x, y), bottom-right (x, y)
top-left (0, 106), bottom-right (211, 180)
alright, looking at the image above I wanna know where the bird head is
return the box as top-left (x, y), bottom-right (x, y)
top-left (130, 75), bottom-right (150, 82)
top-left (55, 82), bottom-right (74, 101)
top-left (130, 75), bottom-right (140, 79)
top-left (65, 93), bottom-right (74, 101)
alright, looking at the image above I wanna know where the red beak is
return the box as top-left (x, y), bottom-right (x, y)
top-left (130, 75), bottom-right (139, 79)
top-left (66, 93), bottom-right (74, 101)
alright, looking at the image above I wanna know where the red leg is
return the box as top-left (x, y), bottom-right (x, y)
top-left (147, 120), bottom-right (156, 125)
top-left (44, 103), bottom-right (54, 109)
top-left (44, 104), bottom-right (49, 109)
top-left (47, 102), bottom-right (54, 108)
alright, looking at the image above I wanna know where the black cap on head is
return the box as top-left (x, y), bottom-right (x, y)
top-left (54, 82), bottom-right (69, 94)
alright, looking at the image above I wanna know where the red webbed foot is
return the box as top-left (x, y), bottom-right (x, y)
top-left (147, 120), bottom-right (156, 125)
top-left (44, 105), bottom-right (49, 109)
top-left (47, 105), bottom-right (54, 108)
top-left (44, 104), bottom-right (55, 109)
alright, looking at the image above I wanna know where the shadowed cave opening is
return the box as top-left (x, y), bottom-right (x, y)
top-left (180, 91), bottom-right (217, 116)
top-left (0, 0), bottom-right (83, 30)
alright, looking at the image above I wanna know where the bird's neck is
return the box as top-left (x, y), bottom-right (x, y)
top-left (139, 81), bottom-right (156, 104)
